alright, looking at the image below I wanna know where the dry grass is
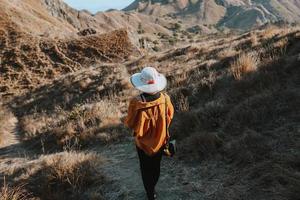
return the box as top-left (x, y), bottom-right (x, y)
top-left (19, 114), bottom-right (50, 140)
top-left (165, 27), bottom-right (300, 200)
top-left (41, 152), bottom-right (102, 190)
top-left (0, 181), bottom-right (30, 200)
top-left (0, 106), bottom-right (18, 147)
top-left (230, 52), bottom-right (259, 80)
top-left (173, 92), bottom-right (190, 112)
top-left (12, 151), bottom-right (106, 200)
top-left (217, 47), bottom-right (238, 59)
top-left (179, 132), bottom-right (222, 161)
top-left (0, 24), bottom-right (299, 200)
top-left (260, 25), bottom-right (279, 39)
top-left (53, 100), bottom-right (123, 148)
top-left (273, 37), bottom-right (289, 49)
top-left (0, 28), bottom-right (134, 95)
top-left (250, 32), bottom-right (258, 47)
top-left (18, 97), bottom-right (125, 150)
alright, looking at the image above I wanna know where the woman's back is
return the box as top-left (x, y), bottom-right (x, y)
top-left (125, 92), bottom-right (174, 155)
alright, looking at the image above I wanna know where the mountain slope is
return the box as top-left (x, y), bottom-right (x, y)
top-left (125, 0), bottom-right (300, 29)
top-left (0, 0), bottom-right (170, 37)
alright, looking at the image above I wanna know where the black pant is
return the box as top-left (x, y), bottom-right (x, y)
top-left (136, 146), bottom-right (163, 200)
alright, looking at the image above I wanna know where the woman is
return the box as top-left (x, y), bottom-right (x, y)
top-left (124, 67), bottom-right (174, 200)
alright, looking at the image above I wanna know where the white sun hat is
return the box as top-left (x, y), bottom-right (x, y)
top-left (130, 67), bottom-right (167, 93)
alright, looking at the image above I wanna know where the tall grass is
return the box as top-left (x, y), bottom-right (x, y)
top-left (0, 178), bottom-right (30, 200)
top-left (25, 152), bottom-right (105, 199)
top-left (0, 106), bottom-right (18, 147)
top-left (230, 52), bottom-right (259, 80)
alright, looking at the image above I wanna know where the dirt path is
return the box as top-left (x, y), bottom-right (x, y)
top-left (96, 138), bottom-right (205, 200)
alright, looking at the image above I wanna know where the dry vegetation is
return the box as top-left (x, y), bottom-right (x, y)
top-left (1, 23), bottom-right (300, 199)
top-left (0, 106), bottom-right (18, 148)
top-left (0, 180), bottom-right (29, 200)
top-left (0, 152), bottom-right (105, 200)
top-left (230, 52), bottom-right (259, 80)
top-left (166, 28), bottom-right (300, 200)
top-left (124, 26), bottom-right (300, 200)
top-left (0, 0), bottom-right (299, 199)
top-left (0, 27), bottom-right (135, 96)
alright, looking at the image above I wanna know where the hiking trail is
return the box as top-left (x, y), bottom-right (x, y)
top-left (96, 137), bottom-right (205, 200)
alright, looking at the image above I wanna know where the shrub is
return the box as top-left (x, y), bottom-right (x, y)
top-left (217, 47), bottom-right (238, 59)
top-left (261, 25), bottom-right (278, 39)
top-left (173, 92), bottom-right (189, 112)
top-left (174, 23), bottom-right (181, 30)
top-left (250, 32), bottom-right (258, 47)
top-left (179, 132), bottom-right (222, 161)
top-left (153, 40), bottom-right (159, 45)
top-left (223, 129), bottom-right (270, 165)
top-left (54, 100), bottom-right (123, 148)
top-left (25, 152), bottom-right (104, 200)
top-left (152, 46), bottom-right (160, 52)
top-left (196, 100), bottom-right (228, 131)
top-left (230, 52), bottom-right (259, 80)
top-left (168, 38), bottom-right (177, 45)
top-left (0, 181), bottom-right (30, 200)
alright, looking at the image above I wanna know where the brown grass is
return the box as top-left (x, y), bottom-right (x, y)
top-left (20, 152), bottom-right (105, 200)
top-left (250, 32), bottom-right (258, 47)
top-left (18, 98), bottom-right (125, 150)
top-left (230, 52), bottom-right (259, 80)
top-left (273, 37), bottom-right (289, 49)
top-left (217, 47), bottom-right (238, 59)
top-left (261, 25), bottom-right (279, 39)
top-left (0, 106), bottom-right (18, 147)
top-left (0, 28), bottom-right (135, 96)
top-left (179, 132), bottom-right (222, 161)
top-left (0, 178), bottom-right (30, 200)
top-left (53, 100), bottom-right (123, 148)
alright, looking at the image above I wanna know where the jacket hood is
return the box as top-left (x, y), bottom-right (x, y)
top-left (132, 93), bottom-right (166, 110)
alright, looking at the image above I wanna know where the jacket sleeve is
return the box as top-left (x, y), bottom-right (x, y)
top-left (124, 99), bottom-right (137, 130)
top-left (124, 98), bottom-right (143, 136)
top-left (166, 94), bottom-right (174, 127)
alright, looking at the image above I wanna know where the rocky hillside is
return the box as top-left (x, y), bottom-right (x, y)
top-left (1, 25), bottom-right (299, 200)
top-left (0, 0), bottom-right (171, 37)
top-left (0, 0), bottom-right (299, 199)
top-left (125, 0), bottom-right (300, 30)
top-left (0, 0), bottom-right (174, 97)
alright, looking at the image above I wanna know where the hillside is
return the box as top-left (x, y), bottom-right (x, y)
top-left (0, 0), bottom-right (170, 37)
top-left (0, 0), bottom-right (174, 97)
top-left (0, 0), bottom-right (300, 200)
top-left (125, 0), bottom-right (300, 30)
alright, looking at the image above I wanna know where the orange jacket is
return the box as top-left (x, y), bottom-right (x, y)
top-left (124, 93), bottom-right (174, 156)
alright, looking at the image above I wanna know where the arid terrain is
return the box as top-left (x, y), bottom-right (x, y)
top-left (0, 0), bottom-right (300, 200)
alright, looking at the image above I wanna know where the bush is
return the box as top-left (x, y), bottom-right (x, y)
top-left (174, 23), bottom-right (181, 30)
top-left (0, 181), bottom-right (30, 200)
top-left (196, 101), bottom-right (228, 131)
top-left (179, 132), bottom-right (222, 161)
top-left (19, 100), bottom-right (124, 150)
top-left (25, 152), bottom-right (105, 200)
top-left (217, 47), bottom-right (238, 59)
top-left (152, 46), bottom-right (160, 52)
top-left (223, 129), bottom-right (270, 165)
top-left (230, 52), bottom-right (259, 80)
top-left (224, 89), bottom-right (299, 134)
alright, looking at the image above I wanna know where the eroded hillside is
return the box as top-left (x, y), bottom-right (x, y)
top-left (125, 0), bottom-right (300, 30)
top-left (0, 0), bottom-right (299, 200)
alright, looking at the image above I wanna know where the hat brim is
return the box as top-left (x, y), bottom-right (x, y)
top-left (130, 73), bottom-right (167, 93)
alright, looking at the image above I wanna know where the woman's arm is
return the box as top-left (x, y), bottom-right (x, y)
top-left (124, 98), bottom-right (145, 137)
top-left (124, 98), bottom-right (137, 130)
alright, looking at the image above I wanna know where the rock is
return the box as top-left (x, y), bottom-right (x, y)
top-left (77, 28), bottom-right (97, 36)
